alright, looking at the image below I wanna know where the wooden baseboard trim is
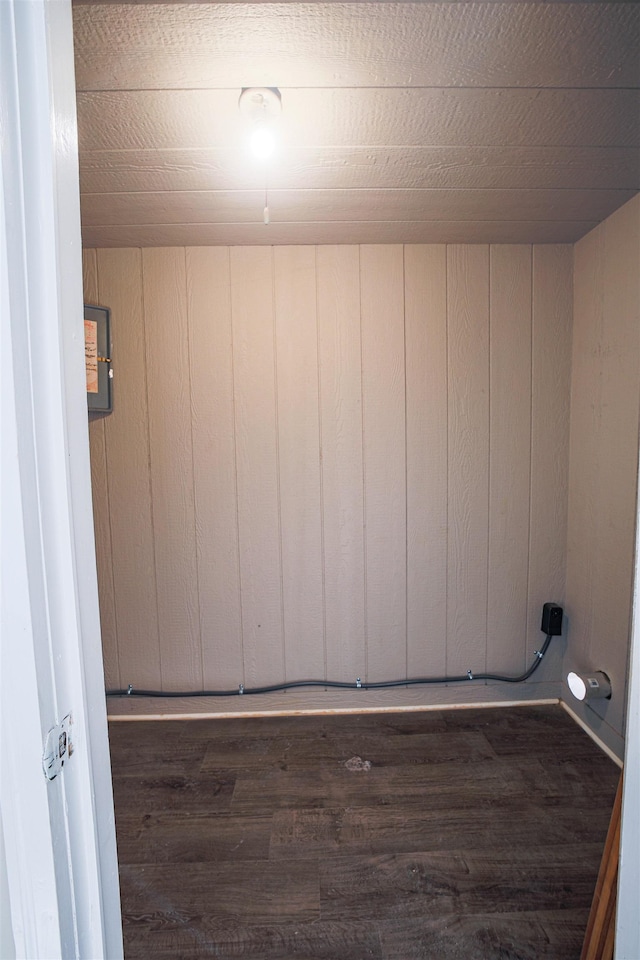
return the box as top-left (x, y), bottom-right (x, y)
top-left (580, 773), bottom-right (622, 960)
top-left (561, 700), bottom-right (624, 767)
top-left (108, 695), bottom-right (560, 722)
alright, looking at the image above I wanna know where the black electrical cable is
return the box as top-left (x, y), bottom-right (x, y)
top-left (105, 633), bottom-right (553, 698)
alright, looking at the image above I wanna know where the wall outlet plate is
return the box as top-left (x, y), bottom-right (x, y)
top-left (541, 602), bottom-right (563, 636)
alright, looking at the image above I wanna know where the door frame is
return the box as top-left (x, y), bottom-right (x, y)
top-left (617, 440), bottom-right (640, 958)
top-left (0, 0), bottom-right (122, 956)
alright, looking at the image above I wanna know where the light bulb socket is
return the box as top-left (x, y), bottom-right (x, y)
top-left (238, 87), bottom-right (282, 122)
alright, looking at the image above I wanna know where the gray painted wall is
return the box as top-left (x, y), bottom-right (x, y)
top-left (85, 244), bottom-right (572, 704)
top-left (564, 195), bottom-right (640, 759)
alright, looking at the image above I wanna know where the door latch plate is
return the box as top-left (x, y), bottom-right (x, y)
top-left (42, 714), bottom-right (73, 780)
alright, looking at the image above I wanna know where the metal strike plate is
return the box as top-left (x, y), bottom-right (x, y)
top-left (42, 714), bottom-right (73, 781)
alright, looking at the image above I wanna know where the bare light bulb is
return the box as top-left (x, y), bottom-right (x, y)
top-left (250, 124), bottom-right (276, 161)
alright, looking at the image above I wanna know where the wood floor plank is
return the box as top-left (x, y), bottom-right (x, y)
top-left (281, 729), bottom-right (496, 769)
top-left (106, 737), bottom-right (209, 778)
top-left (379, 910), bottom-right (591, 960)
top-left (481, 721), bottom-right (609, 760)
top-left (516, 756), bottom-right (620, 800)
top-left (108, 719), bottom-right (188, 744)
top-left (199, 736), bottom-right (295, 777)
top-left (120, 859), bottom-right (320, 923)
top-left (485, 726), bottom-right (608, 760)
top-left (439, 703), bottom-right (551, 725)
top-left (111, 772), bottom-right (235, 816)
top-left (116, 812), bottom-right (272, 864)
top-left (318, 846), bottom-right (606, 922)
top-left (442, 705), bottom-right (617, 760)
top-left (441, 703), bottom-right (580, 735)
top-left (201, 729), bottom-right (496, 777)
top-left (122, 919), bottom-right (383, 960)
top-left (270, 798), bottom-right (612, 861)
top-left (230, 758), bottom-right (560, 814)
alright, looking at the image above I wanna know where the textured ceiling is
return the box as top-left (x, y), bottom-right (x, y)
top-left (73, 1), bottom-right (640, 247)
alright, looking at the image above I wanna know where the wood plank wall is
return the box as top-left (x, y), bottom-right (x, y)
top-left (566, 195), bottom-right (640, 748)
top-left (84, 244), bottom-right (572, 695)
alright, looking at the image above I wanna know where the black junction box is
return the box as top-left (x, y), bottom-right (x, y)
top-left (541, 602), bottom-right (563, 636)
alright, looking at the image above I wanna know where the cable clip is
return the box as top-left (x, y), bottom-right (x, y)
top-left (356, 677), bottom-right (362, 689)
top-left (238, 683), bottom-right (244, 695)
top-left (467, 670), bottom-right (473, 680)
top-left (534, 649), bottom-right (544, 660)
top-left (127, 684), bottom-right (133, 695)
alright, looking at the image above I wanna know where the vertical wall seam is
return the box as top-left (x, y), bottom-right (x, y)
top-left (486, 245), bottom-right (491, 676)
top-left (315, 246), bottom-right (328, 681)
top-left (564, 244), bottom-right (574, 611)
top-left (139, 248), bottom-right (163, 690)
top-left (590, 236), bottom-right (606, 642)
top-left (272, 247), bottom-right (286, 682)
top-left (403, 244), bottom-right (409, 681)
top-left (359, 244), bottom-right (368, 682)
top-left (96, 250), bottom-right (121, 690)
top-left (184, 247), bottom-right (205, 690)
top-left (228, 247), bottom-right (246, 686)
top-left (526, 245), bottom-right (534, 668)
top-left (445, 245), bottom-right (450, 676)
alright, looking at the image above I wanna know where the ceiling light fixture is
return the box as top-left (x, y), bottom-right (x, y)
top-left (238, 87), bottom-right (282, 161)
top-left (238, 87), bottom-right (282, 225)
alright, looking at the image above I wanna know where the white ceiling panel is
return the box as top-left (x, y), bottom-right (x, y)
top-left (79, 146), bottom-right (640, 194)
top-left (79, 219), bottom-right (600, 249)
top-left (82, 187), bottom-right (636, 225)
top-left (74, 3), bottom-right (640, 90)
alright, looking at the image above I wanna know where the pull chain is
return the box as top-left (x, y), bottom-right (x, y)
top-left (263, 180), bottom-right (270, 225)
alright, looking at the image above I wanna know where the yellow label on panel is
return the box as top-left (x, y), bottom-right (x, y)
top-left (85, 319), bottom-right (99, 393)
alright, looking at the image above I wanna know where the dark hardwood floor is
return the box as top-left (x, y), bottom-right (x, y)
top-left (109, 704), bottom-right (620, 960)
